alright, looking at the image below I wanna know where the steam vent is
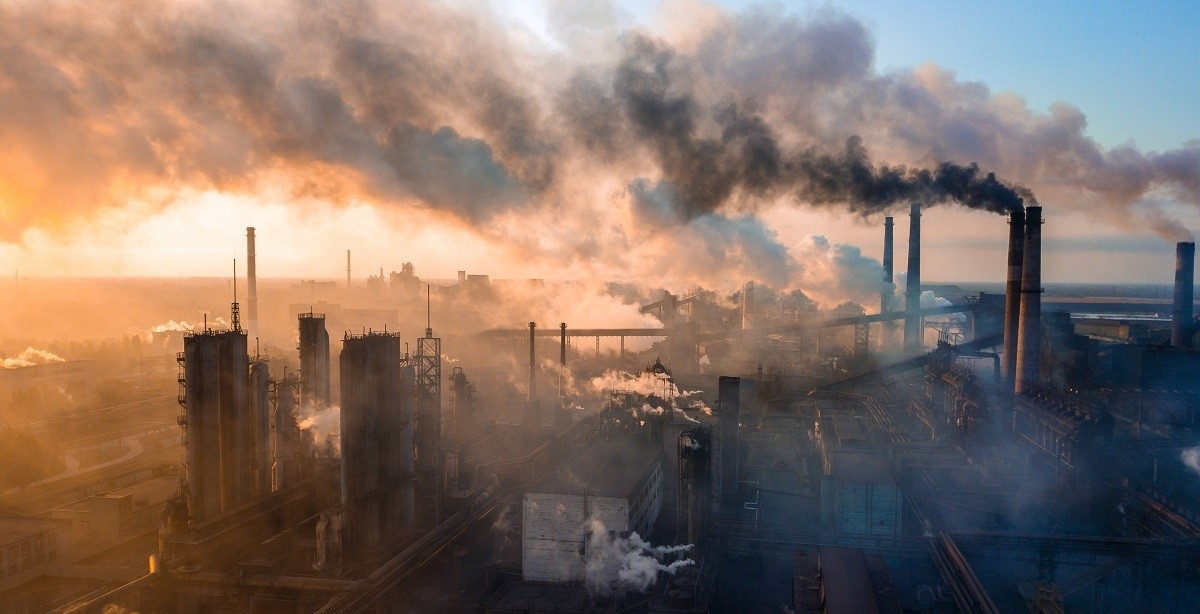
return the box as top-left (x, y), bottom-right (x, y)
top-left (5, 4), bottom-right (1200, 614)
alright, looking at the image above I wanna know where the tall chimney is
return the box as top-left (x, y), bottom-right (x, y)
top-left (346, 250), bottom-right (351, 289)
top-left (904, 202), bottom-right (922, 354)
top-left (1172, 241), bottom-right (1195, 348)
top-left (740, 281), bottom-right (755, 330)
top-left (246, 227), bottom-right (258, 340)
top-left (881, 216), bottom-right (894, 316)
top-left (1015, 206), bottom-right (1043, 394)
top-left (559, 323), bottom-right (567, 367)
top-left (528, 322), bottom-right (537, 404)
top-left (1002, 209), bottom-right (1026, 384)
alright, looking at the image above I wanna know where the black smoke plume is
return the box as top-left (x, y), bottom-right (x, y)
top-left (596, 34), bottom-right (1031, 219)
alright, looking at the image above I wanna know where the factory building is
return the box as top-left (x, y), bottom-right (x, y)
top-left (339, 331), bottom-right (416, 558)
top-left (298, 311), bottom-right (331, 409)
top-left (249, 359), bottom-right (272, 498)
top-left (522, 436), bottom-right (663, 583)
top-left (49, 475), bottom-right (178, 553)
top-left (0, 516), bottom-right (70, 591)
top-left (180, 328), bottom-right (250, 522)
top-left (813, 411), bottom-right (902, 546)
top-left (288, 302), bottom-right (399, 339)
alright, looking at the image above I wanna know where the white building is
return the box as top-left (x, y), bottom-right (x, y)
top-left (522, 436), bottom-right (663, 583)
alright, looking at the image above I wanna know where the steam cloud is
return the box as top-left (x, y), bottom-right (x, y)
top-left (297, 404), bottom-right (340, 455)
top-left (1, 346), bottom-right (66, 369)
top-left (589, 369), bottom-right (711, 416)
top-left (1, 0), bottom-right (1197, 284)
top-left (583, 517), bottom-right (694, 596)
top-left (1182, 447), bottom-right (1200, 477)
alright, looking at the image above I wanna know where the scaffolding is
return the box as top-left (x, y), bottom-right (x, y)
top-left (415, 286), bottom-right (442, 523)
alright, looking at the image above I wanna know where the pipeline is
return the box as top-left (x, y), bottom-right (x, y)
top-left (313, 473), bottom-right (502, 614)
top-left (180, 570), bottom-right (355, 592)
top-left (61, 571), bottom-right (159, 614)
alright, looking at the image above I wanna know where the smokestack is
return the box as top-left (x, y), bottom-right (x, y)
top-left (1002, 209), bottom-right (1026, 384)
top-left (558, 323), bottom-right (568, 427)
top-left (881, 216), bottom-right (894, 316)
top-left (528, 322), bottom-right (536, 404)
top-left (346, 250), bottom-right (351, 289)
top-left (740, 281), bottom-right (755, 330)
top-left (1015, 206), bottom-right (1043, 394)
top-left (716, 376), bottom-right (741, 510)
top-left (1173, 241), bottom-right (1195, 348)
top-left (246, 227), bottom-right (258, 340)
top-left (904, 202), bottom-right (922, 354)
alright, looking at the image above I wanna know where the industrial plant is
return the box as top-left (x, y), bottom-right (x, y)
top-left (0, 207), bottom-right (1197, 614)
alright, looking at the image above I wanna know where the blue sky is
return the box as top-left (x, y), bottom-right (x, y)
top-left (522, 0), bottom-right (1200, 152)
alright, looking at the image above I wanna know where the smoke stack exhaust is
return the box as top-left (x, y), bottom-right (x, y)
top-left (882, 216), bottom-right (894, 316)
top-left (1015, 206), bottom-right (1043, 394)
top-left (1172, 241), bottom-right (1195, 348)
top-left (904, 202), bottom-right (922, 354)
top-left (246, 227), bottom-right (258, 340)
top-left (1002, 209), bottom-right (1025, 385)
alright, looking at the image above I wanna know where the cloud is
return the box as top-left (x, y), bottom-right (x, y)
top-left (0, 0), bottom-right (1196, 288)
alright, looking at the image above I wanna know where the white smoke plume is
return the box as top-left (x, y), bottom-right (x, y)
top-left (297, 404), bottom-right (340, 455)
top-left (583, 517), bottom-right (694, 597)
top-left (147, 317), bottom-right (232, 341)
top-left (789, 235), bottom-right (890, 309)
top-left (1, 346), bottom-right (66, 369)
top-left (151, 320), bottom-right (200, 333)
top-left (589, 369), bottom-right (677, 398)
top-left (1182, 447), bottom-right (1200, 477)
top-left (542, 359), bottom-right (580, 397)
top-left (588, 368), bottom-right (710, 418)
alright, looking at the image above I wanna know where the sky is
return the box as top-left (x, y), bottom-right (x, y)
top-left (0, 0), bottom-right (1198, 295)
top-left (632, 1), bottom-right (1200, 153)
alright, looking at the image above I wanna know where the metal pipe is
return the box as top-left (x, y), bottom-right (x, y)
top-left (741, 281), bottom-right (754, 330)
top-left (1172, 241), bottom-right (1195, 348)
top-left (1002, 209), bottom-right (1025, 384)
top-left (560, 323), bottom-right (567, 366)
top-left (181, 570), bottom-right (354, 592)
top-left (528, 322), bottom-right (536, 404)
top-left (904, 202), bottom-right (922, 354)
top-left (246, 227), bottom-right (258, 339)
top-left (1015, 206), bottom-right (1043, 394)
top-left (882, 216), bottom-right (894, 316)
